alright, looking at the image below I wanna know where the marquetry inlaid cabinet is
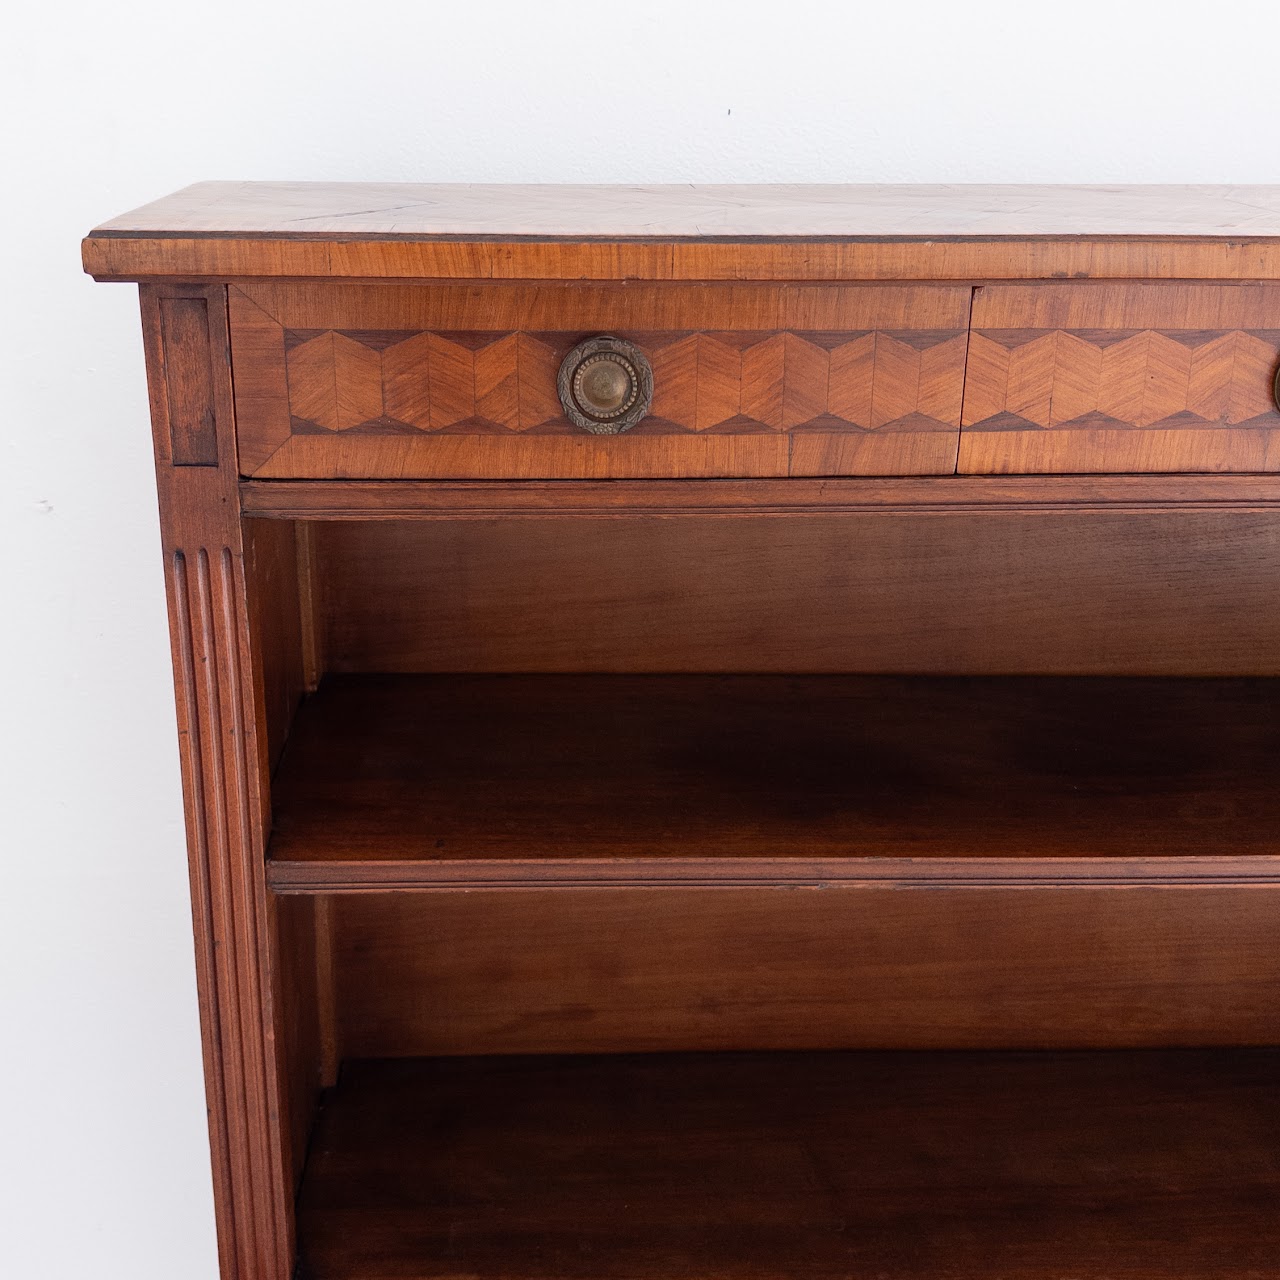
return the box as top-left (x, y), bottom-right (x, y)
top-left (85, 184), bottom-right (1280, 1280)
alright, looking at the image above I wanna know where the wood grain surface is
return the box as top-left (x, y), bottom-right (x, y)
top-left (83, 182), bottom-right (1280, 281)
top-left (265, 675), bottom-right (1280, 883)
top-left (961, 284), bottom-right (1280, 473)
top-left (101, 191), bottom-right (1280, 1280)
top-left (309, 514), bottom-right (1280, 676)
top-left (242, 519), bottom-right (305, 772)
top-left (296, 1050), bottom-right (1280, 1279)
top-left (328, 888), bottom-right (1280, 1053)
top-left (229, 283), bottom-right (969, 479)
top-left (89, 182), bottom-right (1280, 237)
top-left (239, 474), bottom-right (1280, 519)
top-left (139, 285), bottom-right (293, 1280)
top-left (267, 896), bottom-right (322, 1198)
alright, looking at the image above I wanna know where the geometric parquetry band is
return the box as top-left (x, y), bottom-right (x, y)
top-left (963, 329), bottom-right (1280, 431)
top-left (281, 327), bottom-right (970, 437)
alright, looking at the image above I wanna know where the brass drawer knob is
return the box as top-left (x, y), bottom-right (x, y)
top-left (558, 336), bottom-right (653, 435)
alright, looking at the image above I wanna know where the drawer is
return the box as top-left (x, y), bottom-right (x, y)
top-left (229, 283), bottom-right (970, 479)
top-left (960, 284), bottom-right (1280, 473)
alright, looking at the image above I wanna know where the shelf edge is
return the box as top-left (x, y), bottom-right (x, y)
top-left (239, 475), bottom-right (1280, 519)
top-left (265, 855), bottom-right (1280, 893)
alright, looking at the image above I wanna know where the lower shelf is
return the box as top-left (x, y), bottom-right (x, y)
top-left (296, 1050), bottom-right (1280, 1280)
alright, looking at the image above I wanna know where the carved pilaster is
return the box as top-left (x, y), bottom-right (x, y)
top-left (140, 285), bottom-right (291, 1280)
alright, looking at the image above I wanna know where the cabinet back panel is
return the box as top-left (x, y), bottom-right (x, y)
top-left (332, 888), bottom-right (1280, 1054)
top-left (316, 514), bottom-right (1280, 675)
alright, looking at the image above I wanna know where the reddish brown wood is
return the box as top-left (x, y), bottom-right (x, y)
top-left (228, 283), bottom-right (970, 480)
top-left (85, 234), bottom-right (1280, 285)
top-left (960, 283), bottom-right (1280, 473)
top-left (265, 675), bottom-right (1280, 884)
top-left (312, 896), bottom-right (339, 1088)
top-left (81, 182), bottom-right (1280, 282)
top-left (329, 889), bottom-right (1280, 1054)
top-left (296, 1050), bottom-right (1280, 1279)
top-left (267, 895), bottom-right (322, 1196)
top-left (252, 421), bottom-right (791, 480)
top-left (91, 187), bottom-right (1280, 1280)
top-left (156, 294), bottom-right (221, 465)
top-left (242, 519), bottom-right (305, 771)
top-left (239, 473), bottom-right (1280, 519)
top-left (309, 516), bottom-right (1280, 676)
top-left (140, 284), bottom-right (292, 1280)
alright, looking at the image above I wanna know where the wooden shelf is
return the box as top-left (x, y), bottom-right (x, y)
top-left (266, 675), bottom-right (1280, 891)
top-left (296, 1049), bottom-right (1280, 1280)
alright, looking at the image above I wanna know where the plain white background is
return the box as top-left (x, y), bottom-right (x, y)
top-left (5, 1), bottom-right (1280, 1274)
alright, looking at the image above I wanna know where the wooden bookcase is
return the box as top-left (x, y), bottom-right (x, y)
top-left (85, 184), bottom-right (1280, 1280)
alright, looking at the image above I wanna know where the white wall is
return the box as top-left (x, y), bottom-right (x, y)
top-left (4, 1), bottom-right (1280, 1275)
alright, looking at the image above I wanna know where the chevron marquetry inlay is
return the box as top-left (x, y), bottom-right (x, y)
top-left (228, 282), bottom-right (973, 477)
top-left (280, 327), bottom-right (967, 437)
top-left (963, 329), bottom-right (1280, 432)
top-left (231, 281), bottom-right (1280, 477)
top-left (957, 284), bottom-right (1280, 473)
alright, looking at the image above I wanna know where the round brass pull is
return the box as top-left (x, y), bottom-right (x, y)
top-left (558, 336), bottom-right (653, 435)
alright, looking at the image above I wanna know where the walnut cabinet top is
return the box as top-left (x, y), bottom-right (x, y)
top-left (82, 182), bottom-right (1280, 282)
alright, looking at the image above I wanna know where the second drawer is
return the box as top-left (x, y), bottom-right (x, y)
top-left (960, 283), bottom-right (1280, 473)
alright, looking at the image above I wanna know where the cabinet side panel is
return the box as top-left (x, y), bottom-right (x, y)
top-left (269, 896), bottom-right (323, 1193)
top-left (140, 285), bottom-right (293, 1280)
top-left (243, 519), bottom-right (306, 772)
top-left (243, 522), bottom-right (317, 1194)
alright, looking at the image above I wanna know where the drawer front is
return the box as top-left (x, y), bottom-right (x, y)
top-left (960, 284), bottom-right (1280, 473)
top-left (229, 283), bottom-right (970, 479)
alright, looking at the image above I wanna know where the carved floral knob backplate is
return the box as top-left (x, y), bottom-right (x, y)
top-left (557, 336), bottom-right (653, 435)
